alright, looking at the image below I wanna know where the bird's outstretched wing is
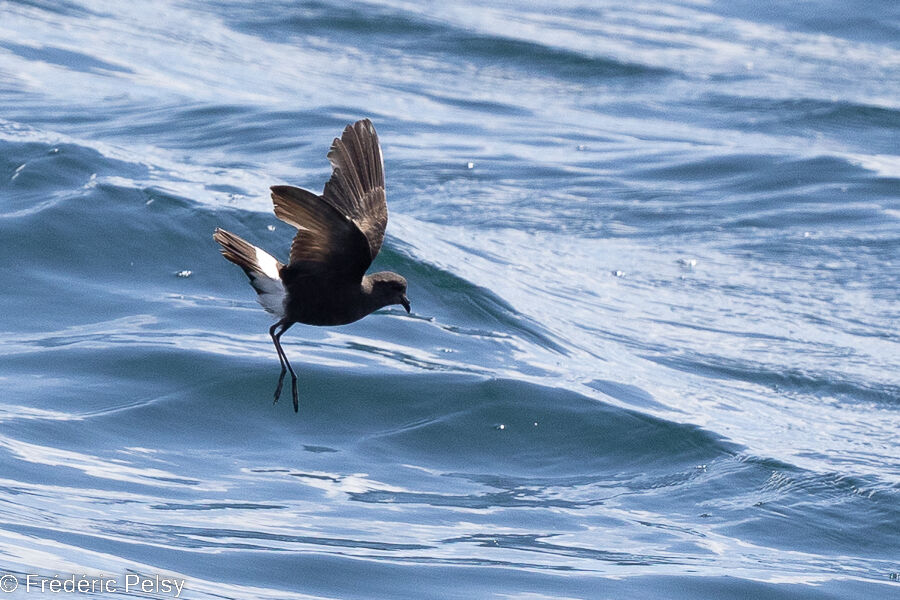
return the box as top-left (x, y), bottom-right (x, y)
top-left (270, 185), bottom-right (372, 282)
top-left (270, 118), bottom-right (388, 283)
top-left (321, 118), bottom-right (387, 261)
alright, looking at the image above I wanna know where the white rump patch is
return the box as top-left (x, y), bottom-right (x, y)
top-left (246, 246), bottom-right (286, 317)
top-left (255, 246), bottom-right (281, 280)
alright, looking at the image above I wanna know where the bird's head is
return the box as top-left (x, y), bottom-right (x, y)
top-left (367, 272), bottom-right (410, 313)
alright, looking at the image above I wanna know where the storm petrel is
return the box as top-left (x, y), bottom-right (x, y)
top-left (214, 119), bottom-right (409, 412)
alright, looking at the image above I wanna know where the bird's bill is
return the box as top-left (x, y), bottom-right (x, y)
top-left (400, 295), bottom-right (411, 313)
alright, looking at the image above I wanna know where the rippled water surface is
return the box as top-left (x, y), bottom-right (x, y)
top-left (1, 1), bottom-right (898, 598)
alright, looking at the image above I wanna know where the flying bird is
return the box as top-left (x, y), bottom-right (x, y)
top-left (214, 119), bottom-right (409, 412)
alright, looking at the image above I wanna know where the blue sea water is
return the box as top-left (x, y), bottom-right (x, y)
top-left (1, 0), bottom-right (898, 598)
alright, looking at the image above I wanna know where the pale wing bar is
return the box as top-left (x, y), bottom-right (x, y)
top-left (270, 185), bottom-right (371, 279)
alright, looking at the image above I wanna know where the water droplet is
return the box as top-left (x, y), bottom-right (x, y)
top-left (494, 423), bottom-right (505, 430)
top-left (267, 225), bottom-right (276, 231)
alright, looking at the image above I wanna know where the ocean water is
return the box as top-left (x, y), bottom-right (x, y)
top-left (0, 0), bottom-right (898, 598)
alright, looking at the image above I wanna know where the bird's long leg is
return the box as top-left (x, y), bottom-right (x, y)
top-left (272, 320), bottom-right (299, 412)
top-left (269, 322), bottom-right (288, 403)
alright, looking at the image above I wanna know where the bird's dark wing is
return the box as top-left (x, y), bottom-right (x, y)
top-left (270, 185), bottom-right (371, 281)
top-left (321, 118), bottom-right (388, 261)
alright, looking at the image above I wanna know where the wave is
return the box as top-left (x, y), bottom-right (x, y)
top-left (230, 1), bottom-right (670, 82)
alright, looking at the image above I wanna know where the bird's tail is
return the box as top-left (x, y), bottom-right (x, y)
top-left (213, 228), bottom-right (286, 317)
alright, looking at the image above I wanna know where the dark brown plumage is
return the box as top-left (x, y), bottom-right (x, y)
top-left (214, 119), bottom-right (409, 412)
